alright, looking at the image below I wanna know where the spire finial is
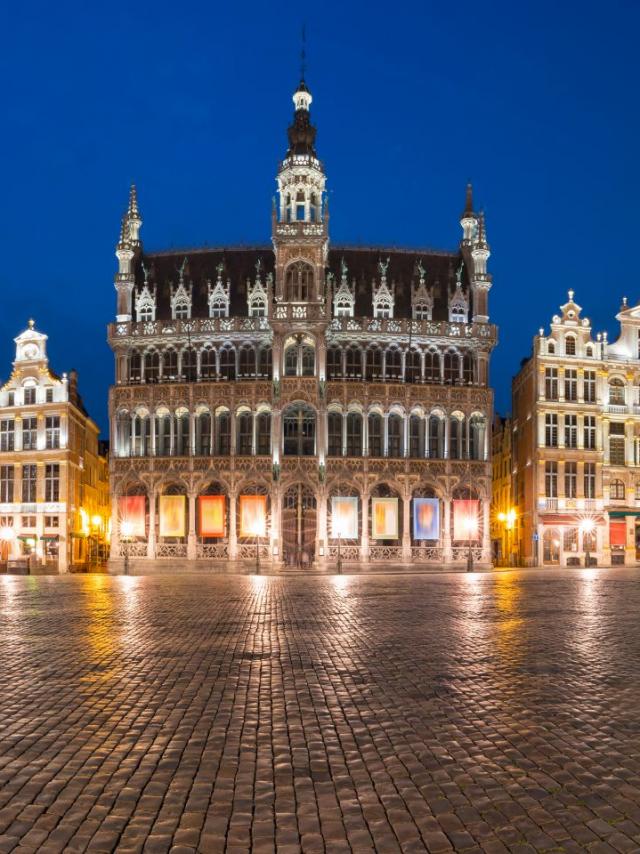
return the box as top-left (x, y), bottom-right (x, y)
top-left (28, 319), bottom-right (35, 330)
top-left (300, 23), bottom-right (306, 83)
top-left (128, 183), bottom-right (139, 216)
top-left (464, 181), bottom-right (474, 216)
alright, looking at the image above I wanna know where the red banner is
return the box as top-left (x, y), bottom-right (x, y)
top-left (609, 521), bottom-right (626, 546)
top-left (199, 496), bottom-right (226, 537)
top-left (119, 496), bottom-right (145, 538)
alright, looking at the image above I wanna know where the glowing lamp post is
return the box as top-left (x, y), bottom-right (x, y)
top-left (498, 508), bottom-right (517, 566)
top-left (581, 519), bottom-right (595, 568)
top-left (248, 516), bottom-right (266, 575)
top-left (120, 520), bottom-right (134, 575)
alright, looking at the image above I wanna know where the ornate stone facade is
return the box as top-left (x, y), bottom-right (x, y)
top-left (107, 79), bottom-right (497, 571)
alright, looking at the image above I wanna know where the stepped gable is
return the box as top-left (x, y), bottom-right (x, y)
top-left (136, 245), bottom-right (466, 322)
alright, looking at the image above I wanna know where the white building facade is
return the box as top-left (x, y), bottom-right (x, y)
top-left (513, 292), bottom-right (640, 566)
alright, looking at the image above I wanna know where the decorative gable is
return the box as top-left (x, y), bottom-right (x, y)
top-left (247, 258), bottom-right (270, 317)
top-left (333, 258), bottom-right (355, 318)
top-left (170, 258), bottom-right (193, 320)
top-left (411, 259), bottom-right (433, 321)
top-left (372, 257), bottom-right (394, 319)
top-left (449, 262), bottom-right (468, 323)
top-left (208, 263), bottom-right (230, 318)
top-left (135, 266), bottom-right (157, 322)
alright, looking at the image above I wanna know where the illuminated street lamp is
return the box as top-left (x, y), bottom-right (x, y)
top-left (121, 520), bottom-right (134, 575)
top-left (497, 508), bottom-right (517, 566)
top-left (581, 518), bottom-right (596, 568)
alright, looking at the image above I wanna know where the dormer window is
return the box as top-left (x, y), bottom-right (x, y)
top-left (414, 303), bottom-right (431, 321)
top-left (210, 300), bottom-right (226, 319)
top-left (548, 341), bottom-right (556, 354)
top-left (174, 302), bottom-right (190, 320)
top-left (565, 336), bottom-right (576, 356)
top-left (450, 305), bottom-right (466, 323)
top-left (335, 301), bottom-right (352, 318)
top-left (374, 303), bottom-right (392, 320)
top-left (249, 299), bottom-right (266, 318)
top-left (139, 305), bottom-right (154, 322)
top-left (24, 387), bottom-right (36, 406)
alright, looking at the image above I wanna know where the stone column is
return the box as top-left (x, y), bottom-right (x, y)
top-left (111, 493), bottom-right (121, 559)
top-left (147, 492), bottom-right (156, 559)
top-left (317, 489), bottom-right (327, 568)
top-left (187, 493), bottom-right (197, 559)
top-left (442, 497), bottom-right (452, 563)
top-left (402, 492), bottom-right (411, 562)
top-left (229, 491), bottom-right (238, 561)
top-left (360, 494), bottom-right (369, 562)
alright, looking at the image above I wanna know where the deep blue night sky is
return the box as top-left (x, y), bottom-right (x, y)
top-left (0, 0), bottom-right (637, 434)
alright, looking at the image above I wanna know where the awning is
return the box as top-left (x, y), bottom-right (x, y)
top-left (40, 534), bottom-right (59, 541)
top-left (609, 510), bottom-right (640, 519)
top-left (541, 514), bottom-right (606, 526)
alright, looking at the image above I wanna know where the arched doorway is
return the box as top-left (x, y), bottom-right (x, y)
top-left (543, 528), bottom-right (560, 565)
top-left (282, 484), bottom-right (317, 568)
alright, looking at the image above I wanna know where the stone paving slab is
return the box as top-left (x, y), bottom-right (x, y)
top-left (1, 569), bottom-right (640, 852)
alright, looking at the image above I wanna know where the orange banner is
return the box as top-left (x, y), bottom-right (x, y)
top-left (453, 499), bottom-right (480, 541)
top-left (199, 495), bottom-right (225, 537)
top-left (239, 495), bottom-right (267, 538)
top-left (159, 495), bottom-right (186, 538)
top-left (118, 496), bottom-right (145, 538)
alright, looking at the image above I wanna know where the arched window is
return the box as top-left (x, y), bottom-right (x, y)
top-left (144, 350), bottom-right (159, 383)
top-left (236, 412), bottom-right (253, 455)
top-left (610, 479), bottom-right (625, 500)
top-left (565, 336), bottom-right (576, 356)
top-left (284, 344), bottom-right (298, 377)
top-left (155, 411), bottom-right (171, 457)
top-left (368, 413), bottom-right (383, 457)
top-left (210, 300), bottom-right (226, 319)
top-left (388, 413), bottom-right (403, 458)
top-left (249, 297), bottom-right (267, 318)
top-left (131, 413), bottom-right (147, 457)
top-left (327, 347), bottom-right (342, 379)
top-left (449, 416), bottom-right (464, 460)
top-left (428, 415), bottom-right (444, 458)
top-left (385, 348), bottom-right (402, 381)
top-left (129, 350), bottom-right (141, 382)
top-left (345, 346), bottom-right (362, 377)
top-left (462, 352), bottom-right (474, 384)
top-left (215, 411), bottom-right (231, 455)
top-left (366, 348), bottom-right (383, 381)
top-left (328, 412), bottom-right (343, 456)
top-left (116, 411), bottom-right (131, 458)
top-left (424, 350), bottom-right (440, 383)
top-left (182, 348), bottom-right (197, 382)
top-left (239, 346), bottom-right (256, 378)
top-left (258, 347), bottom-right (272, 378)
top-left (174, 301), bottom-right (190, 320)
top-left (175, 411), bottom-right (190, 456)
top-left (406, 349), bottom-right (421, 383)
top-left (195, 411), bottom-right (211, 456)
top-left (444, 351), bottom-right (459, 383)
top-left (548, 341), bottom-right (556, 355)
top-left (163, 349), bottom-right (178, 380)
top-left (346, 412), bottom-right (362, 456)
top-left (285, 261), bottom-right (314, 301)
top-left (469, 415), bottom-right (485, 461)
top-left (201, 348), bottom-right (216, 379)
top-left (301, 345), bottom-right (315, 376)
top-left (256, 412), bottom-right (271, 455)
top-left (219, 347), bottom-right (236, 380)
top-left (586, 344), bottom-right (593, 357)
top-left (414, 303), bottom-right (430, 320)
top-left (609, 378), bottom-right (625, 405)
top-left (283, 404), bottom-right (316, 456)
top-left (138, 303), bottom-right (154, 322)
top-left (409, 414), bottom-right (424, 458)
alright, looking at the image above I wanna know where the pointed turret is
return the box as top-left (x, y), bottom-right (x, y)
top-left (469, 209), bottom-right (492, 323)
top-left (460, 182), bottom-right (477, 244)
top-left (114, 185), bottom-right (140, 321)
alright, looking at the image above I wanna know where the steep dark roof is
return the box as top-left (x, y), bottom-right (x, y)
top-left (135, 244), bottom-right (468, 322)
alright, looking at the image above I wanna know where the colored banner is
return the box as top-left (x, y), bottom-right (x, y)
top-left (239, 495), bottom-right (267, 538)
top-left (331, 496), bottom-right (358, 540)
top-left (159, 495), bottom-right (186, 538)
top-left (413, 498), bottom-right (440, 540)
top-left (453, 499), bottom-right (480, 541)
top-left (118, 495), bottom-right (145, 538)
top-left (371, 497), bottom-right (398, 540)
top-left (609, 521), bottom-right (626, 546)
top-left (199, 495), bottom-right (225, 537)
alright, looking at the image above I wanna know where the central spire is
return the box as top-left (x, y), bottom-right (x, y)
top-left (286, 79), bottom-right (317, 158)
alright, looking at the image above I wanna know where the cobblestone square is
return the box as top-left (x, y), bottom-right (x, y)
top-left (1, 569), bottom-right (640, 852)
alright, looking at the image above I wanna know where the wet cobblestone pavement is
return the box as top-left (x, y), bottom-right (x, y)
top-left (1, 569), bottom-right (640, 853)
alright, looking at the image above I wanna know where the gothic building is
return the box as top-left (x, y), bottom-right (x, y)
top-left (108, 78), bottom-right (497, 571)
